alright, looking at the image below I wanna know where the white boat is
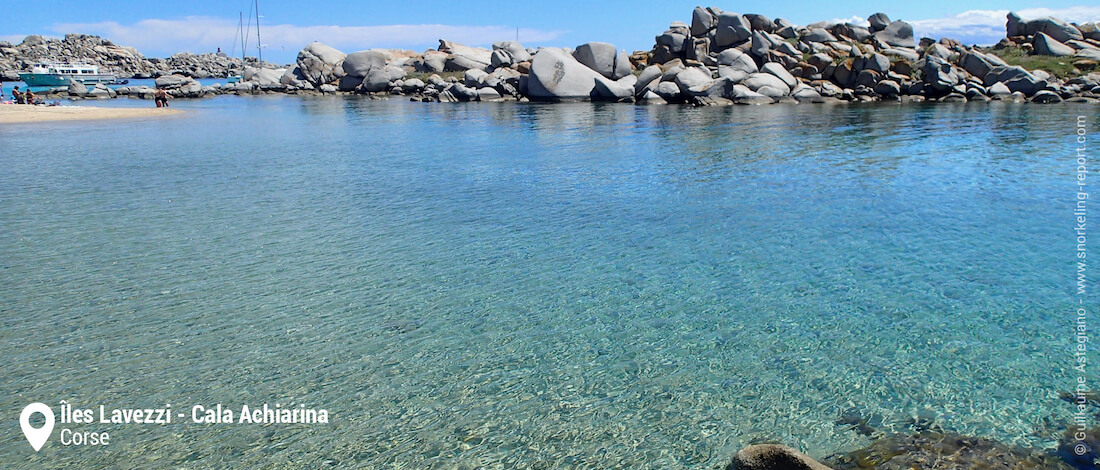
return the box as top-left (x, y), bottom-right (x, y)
top-left (19, 62), bottom-right (118, 87)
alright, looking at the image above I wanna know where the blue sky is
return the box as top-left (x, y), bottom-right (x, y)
top-left (2, 1), bottom-right (1099, 64)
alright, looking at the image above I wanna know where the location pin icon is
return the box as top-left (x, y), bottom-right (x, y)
top-left (20, 403), bottom-right (54, 452)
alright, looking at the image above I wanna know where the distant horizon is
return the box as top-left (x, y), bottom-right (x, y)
top-left (2, 2), bottom-right (1099, 64)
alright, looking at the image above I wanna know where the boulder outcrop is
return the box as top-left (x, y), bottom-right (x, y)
top-left (296, 42), bottom-right (346, 86)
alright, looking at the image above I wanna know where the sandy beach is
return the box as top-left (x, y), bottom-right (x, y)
top-left (0, 104), bottom-right (182, 123)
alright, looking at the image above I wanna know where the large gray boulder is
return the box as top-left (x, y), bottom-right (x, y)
top-left (477, 87), bottom-right (503, 101)
top-left (1006, 12), bottom-right (1025, 37)
top-left (493, 41), bottom-right (531, 63)
top-left (439, 40), bottom-right (492, 71)
top-left (749, 31), bottom-right (771, 56)
top-left (67, 80), bottom-right (88, 95)
top-left (958, 50), bottom-right (1006, 77)
top-left (401, 78), bottom-right (426, 93)
top-left (279, 66), bottom-right (308, 86)
top-left (691, 6), bottom-right (719, 37)
top-left (726, 444), bottom-right (833, 470)
top-left (729, 84), bottom-right (773, 104)
top-left (874, 21), bottom-right (915, 48)
top-left (439, 82), bottom-right (479, 102)
top-left (761, 62), bottom-right (797, 88)
top-left (86, 83), bottom-right (115, 99)
top-left (791, 83), bottom-right (823, 101)
top-left (592, 75), bottom-right (635, 101)
top-left (572, 42), bottom-right (631, 80)
top-left (833, 23), bottom-right (871, 42)
top-left (984, 65), bottom-right (1043, 95)
top-left (804, 28), bottom-right (837, 43)
top-left (484, 67), bottom-right (522, 88)
top-left (874, 79), bottom-right (901, 97)
top-left (1078, 48), bottom-right (1100, 61)
top-left (742, 72), bottom-right (790, 95)
top-left (359, 65), bottom-right (406, 92)
top-left (296, 42), bottom-right (346, 86)
top-left (338, 75), bottom-right (363, 91)
top-left (656, 26), bottom-right (689, 56)
top-left (775, 24), bottom-right (799, 39)
top-left (527, 47), bottom-right (624, 101)
top-left (491, 49), bottom-right (513, 68)
top-left (634, 65), bottom-right (662, 95)
top-left (250, 68), bottom-right (286, 87)
top-left (921, 56), bottom-right (962, 91)
top-left (417, 51), bottom-right (448, 73)
top-left (342, 50), bottom-right (388, 78)
top-left (716, 48), bottom-right (758, 74)
top-left (1026, 17), bottom-right (1083, 43)
top-left (685, 37), bottom-right (713, 63)
top-left (463, 69), bottom-right (489, 87)
top-left (717, 66), bottom-right (750, 83)
top-left (155, 73), bottom-right (192, 89)
top-left (988, 82), bottom-right (1011, 98)
top-left (807, 53), bottom-right (832, 71)
top-left (925, 43), bottom-right (957, 61)
top-left (673, 66), bottom-right (713, 94)
top-left (1031, 89), bottom-right (1062, 103)
top-left (1080, 22), bottom-right (1100, 41)
top-left (774, 41), bottom-right (801, 57)
top-left (694, 76), bottom-right (737, 100)
top-left (831, 62), bottom-right (857, 88)
top-left (745, 14), bottom-right (774, 33)
top-left (715, 12), bottom-right (752, 47)
top-left (868, 13), bottom-right (891, 32)
top-left (859, 53), bottom-right (891, 74)
top-left (1032, 32), bottom-right (1075, 56)
top-left (882, 47), bottom-right (920, 62)
top-left (654, 81), bottom-right (683, 101)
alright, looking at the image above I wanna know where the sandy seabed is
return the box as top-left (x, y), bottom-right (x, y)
top-left (0, 104), bottom-right (182, 123)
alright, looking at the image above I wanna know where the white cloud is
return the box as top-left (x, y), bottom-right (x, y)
top-left (830, 16), bottom-right (870, 28)
top-left (908, 6), bottom-right (1100, 46)
top-left (50, 17), bottom-right (565, 63)
top-left (0, 34), bottom-right (29, 44)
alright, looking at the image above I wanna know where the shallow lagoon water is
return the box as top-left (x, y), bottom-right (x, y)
top-left (0, 97), bottom-right (1090, 468)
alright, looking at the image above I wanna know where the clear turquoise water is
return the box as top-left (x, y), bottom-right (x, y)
top-left (0, 97), bottom-right (1090, 468)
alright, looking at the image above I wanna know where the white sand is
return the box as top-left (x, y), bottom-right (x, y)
top-left (0, 104), bottom-right (182, 123)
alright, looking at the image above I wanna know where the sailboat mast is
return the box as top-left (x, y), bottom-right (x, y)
top-left (239, 12), bottom-right (246, 68)
top-left (255, 0), bottom-right (263, 65)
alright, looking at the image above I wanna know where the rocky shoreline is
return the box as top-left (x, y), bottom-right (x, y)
top-left (3, 8), bottom-right (1100, 105)
top-left (0, 33), bottom-right (279, 81)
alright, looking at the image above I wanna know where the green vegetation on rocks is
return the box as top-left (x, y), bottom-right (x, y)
top-left (985, 45), bottom-right (1096, 79)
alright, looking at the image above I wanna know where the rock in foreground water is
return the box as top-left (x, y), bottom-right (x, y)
top-left (727, 444), bottom-right (834, 470)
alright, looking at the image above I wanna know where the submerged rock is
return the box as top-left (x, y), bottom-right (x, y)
top-left (727, 444), bottom-right (833, 470)
top-left (825, 432), bottom-right (1075, 469)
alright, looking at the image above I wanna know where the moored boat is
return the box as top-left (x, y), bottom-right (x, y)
top-left (18, 62), bottom-right (119, 87)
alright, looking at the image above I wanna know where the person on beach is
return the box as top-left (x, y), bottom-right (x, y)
top-left (24, 89), bottom-right (36, 105)
top-left (154, 88), bottom-right (169, 108)
top-left (12, 86), bottom-right (24, 104)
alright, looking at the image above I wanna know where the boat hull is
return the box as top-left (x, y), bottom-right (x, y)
top-left (18, 73), bottom-right (119, 87)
